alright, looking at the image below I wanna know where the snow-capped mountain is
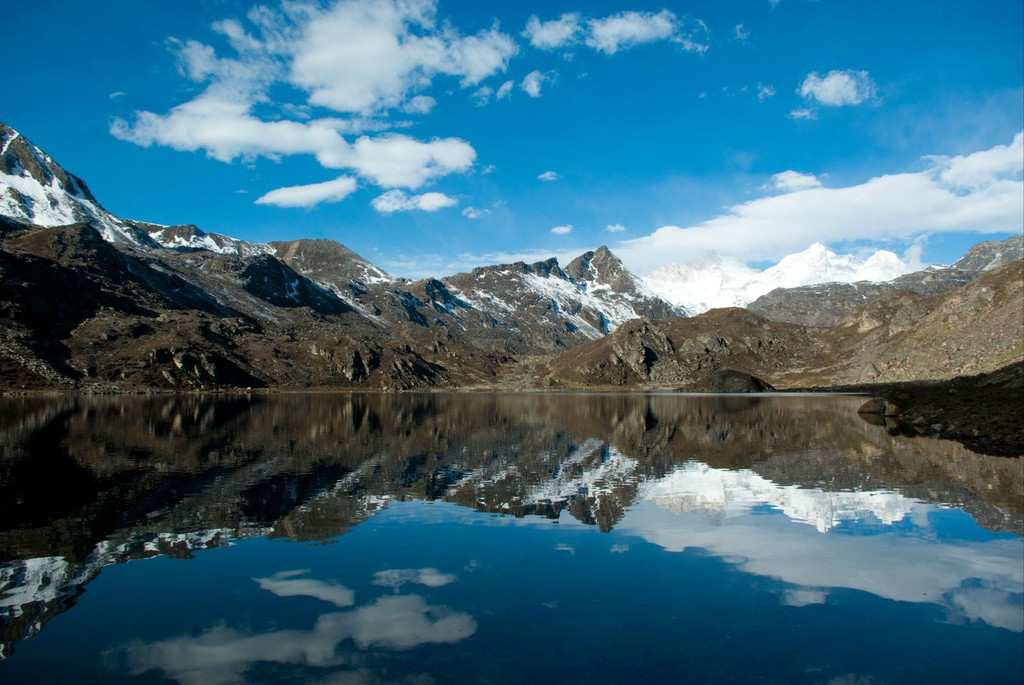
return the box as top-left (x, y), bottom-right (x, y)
top-left (1, 122), bottom-right (127, 242)
top-left (0, 120), bottom-right (689, 390)
top-left (1, 122), bottom-right (271, 257)
top-left (644, 243), bottom-right (916, 314)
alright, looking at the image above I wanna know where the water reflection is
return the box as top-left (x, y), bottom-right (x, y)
top-left (0, 392), bottom-right (1021, 681)
top-left (112, 568), bottom-right (474, 685)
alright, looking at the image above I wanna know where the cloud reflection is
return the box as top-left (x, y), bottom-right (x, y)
top-left (253, 569), bottom-right (355, 607)
top-left (113, 571), bottom-right (474, 685)
top-left (618, 500), bottom-right (1024, 631)
top-left (372, 568), bottom-right (457, 590)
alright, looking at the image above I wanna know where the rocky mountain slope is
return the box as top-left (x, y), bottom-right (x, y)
top-left (0, 120), bottom-right (1020, 407)
top-left (543, 260), bottom-right (1022, 391)
top-left (747, 236), bottom-right (1023, 326)
top-left (0, 122), bottom-right (682, 390)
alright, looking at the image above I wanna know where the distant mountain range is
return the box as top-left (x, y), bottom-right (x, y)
top-left (1, 120), bottom-right (1021, 398)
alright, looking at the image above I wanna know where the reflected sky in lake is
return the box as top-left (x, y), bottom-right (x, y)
top-left (0, 393), bottom-right (1021, 683)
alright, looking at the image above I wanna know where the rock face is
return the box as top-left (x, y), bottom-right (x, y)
top-left (686, 369), bottom-right (775, 393)
top-left (953, 236), bottom-right (1024, 271)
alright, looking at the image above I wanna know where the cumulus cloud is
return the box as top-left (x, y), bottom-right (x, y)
top-left (550, 224), bottom-right (573, 235)
top-left (789, 108), bottom-right (817, 120)
top-left (255, 175), bottom-right (358, 208)
top-left (766, 170), bottom-right (822, 193)
top-left (372, 189), bottom-right (457, 213)
top-left (537, 170), bottom-right (560, 181)
top-left (348, 134), bottom-right (475, 188)
top-left (523, 13), bottom-right (582, 50)
top-left (800, 69), bottom-right (876, 106)
top-left (757, 83), bottom-right (776, 102)
top-left (289, 0), bottom-right (517, 113)
top-left (586, 10), bottom-right (708, 55)
top-left (403, 95), bottom-right (436, 114)
top-left (734, 24), bottom-right (749, 40)
top-left (521, 70), bottom-right (548, 97)
top-left (605, 223), bottom-right (626, 233)
top-left (614, 133), bottom-right (1024, 274)
top-left (110, 0), bottom-right (507, 205)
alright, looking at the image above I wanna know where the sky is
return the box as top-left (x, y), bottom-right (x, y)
top-left (3, 0), bottom-right (1022, 278)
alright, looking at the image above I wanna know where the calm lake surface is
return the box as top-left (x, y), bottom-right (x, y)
top-left (1, 392), bottom-right (1021, 684)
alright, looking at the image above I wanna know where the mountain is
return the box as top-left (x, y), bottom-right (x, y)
top-left (547, 260), bottom-right (1023, 389)
top-left (644, 242), bottom-right (915, 314)
top-left (0, 121), bottom-right (680, 389)
top-left (746, 236), bottom-right (1023, 326)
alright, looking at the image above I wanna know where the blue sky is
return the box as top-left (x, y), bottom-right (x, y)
top-left (4, 0), bottom-right (1022, 277)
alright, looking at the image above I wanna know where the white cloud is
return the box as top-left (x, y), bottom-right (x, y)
top-left (585, 10), bottom-right (708, 55)
top-left (523, 13), bottom-right (582, 50)
top-left (767, 170), bottom-right (822, 193)
top-left (550, 224), bottom-right (573, 235)
top-left (462, 206), bottom-right (490, 219)
top-left (757, 83), bottom-right (775, 102)
top-left (495, 79), bottom-right (515, 100)
top-left (255, 175), bottom-right (358, 208)
top-left (734, 24), bottom-right (749, 40)
top-left (521, 70), bottom-right (548, 97)
top-left (289, 0), bottom-right (518, 113)
top-left (472, 85), bottom-right (493, 105)
top-left (788, 108), bottom-right (817, 120)
top-left (537, 170), bottom-right (560, 181)
top-left (403, 95), bottom-right (436, 114)
top-left (800, 69), bottom-right (876, 106)
top-left (372, 189), bottom-right (457, 213)
top-left (605, 223), bottom-right (626, 233)
top-left (110, 0), bottom-right (505, 202)
top-left (931, 131), bottom-right (1024, 190)
top-left (349, 134), bottom-right (475, 188)
top-left (614, 133), bottom-right (1024, 274)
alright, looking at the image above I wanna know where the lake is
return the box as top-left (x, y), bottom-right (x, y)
top-left (1, 392), bottom-right (1021, 684)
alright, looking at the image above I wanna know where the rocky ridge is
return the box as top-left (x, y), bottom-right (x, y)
top-left (0, 122), bottom-right (683, 390)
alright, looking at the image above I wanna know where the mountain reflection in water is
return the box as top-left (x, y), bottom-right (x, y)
top-left (0, 393), bottom-right (1021, 683)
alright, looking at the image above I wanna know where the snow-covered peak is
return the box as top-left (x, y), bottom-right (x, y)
top-left (1, 122), bottom-right (126, 240)
top-left (644, 243), bottom-right (917, 314)
top-left (0, 121), bottom-right (274, 257)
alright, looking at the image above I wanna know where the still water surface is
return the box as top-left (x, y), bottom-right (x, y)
top-left (0, 393), bottom-right (1021, 684)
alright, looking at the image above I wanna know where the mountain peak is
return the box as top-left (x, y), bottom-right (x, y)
top-left (565, 246), bottom-right (625, 284)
